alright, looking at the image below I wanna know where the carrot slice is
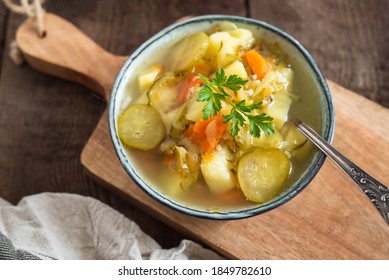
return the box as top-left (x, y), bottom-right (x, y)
top-left (176, 75), bottom-right (203, 106)
top-left (192, 63), bottom-right (212, 76)
top-left (186, 116), bottom-right (226, 154)
top-left (245, 49), bottom-right (271, 80)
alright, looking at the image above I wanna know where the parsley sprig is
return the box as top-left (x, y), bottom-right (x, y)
top-left (197, 68), bottom-right (275, 138)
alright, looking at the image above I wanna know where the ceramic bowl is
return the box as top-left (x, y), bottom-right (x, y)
top-left (108, 15), bottom-right (335, 219)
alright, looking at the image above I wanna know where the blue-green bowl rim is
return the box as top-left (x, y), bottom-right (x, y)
top-left (108, 15), bottom-right (335, 220)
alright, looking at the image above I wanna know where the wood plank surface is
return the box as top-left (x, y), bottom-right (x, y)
top-left (0, 4), bottom-right (7, 76)
top-left (250, 0), bottom-right (389, 108)
top-left (0, 0), bottom-right (388, 258)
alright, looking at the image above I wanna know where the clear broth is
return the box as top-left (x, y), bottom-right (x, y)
top-left (120, 22), bottom-right (323, 212)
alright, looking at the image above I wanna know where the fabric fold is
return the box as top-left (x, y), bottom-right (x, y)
top-left (0, 193), bottom-right (223, 260)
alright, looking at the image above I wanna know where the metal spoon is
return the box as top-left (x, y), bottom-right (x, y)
top-left (288, 115), bottom-right (389, 226)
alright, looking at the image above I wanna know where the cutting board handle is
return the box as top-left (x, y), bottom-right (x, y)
top-left (16, 13), bottom-right (127, 101)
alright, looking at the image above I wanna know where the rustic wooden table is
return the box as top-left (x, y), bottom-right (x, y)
top-left (0, 0), bottom-right (388, 251)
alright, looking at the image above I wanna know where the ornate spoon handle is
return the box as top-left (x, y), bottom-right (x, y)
top-left (289, 115), bottom-right (389, 225)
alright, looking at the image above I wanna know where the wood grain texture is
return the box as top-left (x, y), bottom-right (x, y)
top-left (0, 5), bottom-right (8, 77)
top-left (0, 0), bottom-right (388, 258)
top-left (16, 14), bottom-right (127, 99)
top-left (249, 0), bottom-right (389, 108)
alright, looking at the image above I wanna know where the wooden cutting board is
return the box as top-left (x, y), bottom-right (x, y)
top-left (17, 14), bottom-right (389, 259)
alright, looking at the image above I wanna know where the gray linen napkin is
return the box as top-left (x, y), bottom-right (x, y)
top-left (0, 193), bottom-right (223, 260)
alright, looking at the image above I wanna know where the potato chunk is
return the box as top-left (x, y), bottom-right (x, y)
top-left (200, 147), bottom-right (235, 194)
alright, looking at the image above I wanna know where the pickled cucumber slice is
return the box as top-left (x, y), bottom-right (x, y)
top-left (237, 149), bottom-right (290, 203)
top-left (170, 32), bottom-right (209, 72)
top-left (174, 145), bottom-right (199, 191)
top-left (147, 73), bottom-right (181, 113)
top-left (118, 104), bottom-right (166, 150)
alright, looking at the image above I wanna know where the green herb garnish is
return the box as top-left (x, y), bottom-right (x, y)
top-left (197, 68), bottom-right (275, 138)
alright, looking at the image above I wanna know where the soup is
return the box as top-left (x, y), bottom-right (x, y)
top-left (116, 21), bottom-right (321, 212)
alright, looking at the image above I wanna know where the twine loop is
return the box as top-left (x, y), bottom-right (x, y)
top-left (2, 0), bottom-right (48, 64)
top-left (3, 0), bottom-right (47, 37)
